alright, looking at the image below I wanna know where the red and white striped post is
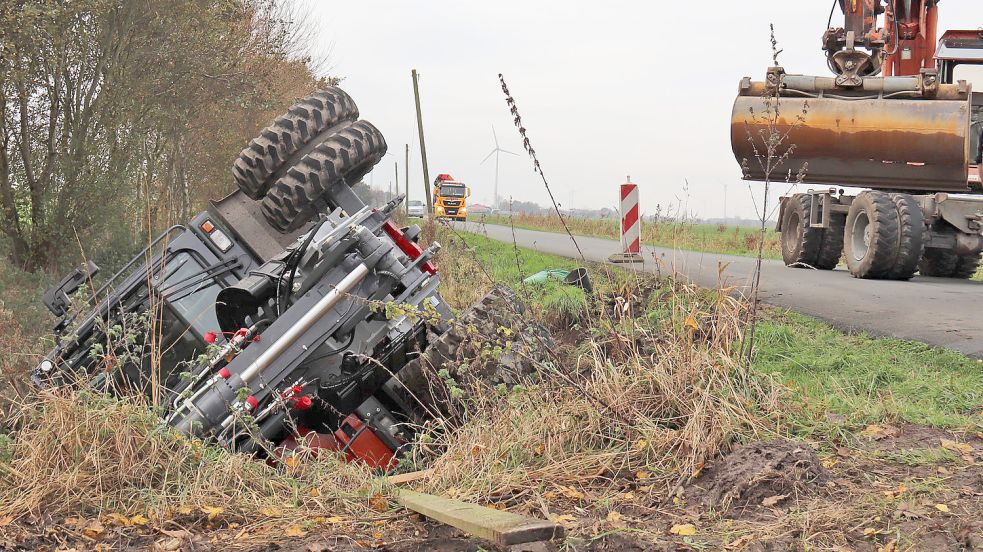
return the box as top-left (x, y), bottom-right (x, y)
top-left (609, 179), bottom-right (643, 263)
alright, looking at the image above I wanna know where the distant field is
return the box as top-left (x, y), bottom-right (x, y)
top-left (470, 213), bottom-right (983, 281)
top-left (471, 213), bottom-right (783, 260)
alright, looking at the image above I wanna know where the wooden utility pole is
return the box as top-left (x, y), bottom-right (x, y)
top-left (405, 144), bottom-right (410, 211)
top-left (412, 69), bottom-right (433, 213)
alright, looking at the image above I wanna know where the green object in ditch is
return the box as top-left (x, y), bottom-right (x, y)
top-left (523, 269), bottom-right (570, 284)
top-left (524, 267), bottom-right (593, 293)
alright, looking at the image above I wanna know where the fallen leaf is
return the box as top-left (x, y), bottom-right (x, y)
top-left (606, 511), bottom-right (622, 523)
top-left (935, 503), bottom-right (950, 513)
top-left (822, 458), bottom-right (839, 469)
top-left (863, 527), bottom-right (882, 537)
top-left (159, 529), bottom-right (190, 540)
top-left (762, 494), bottom-right (788, 507)
top-left (260, 507), bottom-right (281, 517)
top-left (369, 493), bottom-right (388, 512)
top-left (623, 492), bottom-right (635, 500)
top-left (882, 484), bottom-right (907, 499)
top-left (635, 470), bottom-right (651, 480)
top-left (633, 439), bottom-right (648, 451)
top-left (176, 506), bottom-right (193, 516)
top-left (552, 514), bottom-right (577, 526)
top-left (324, 517), bottom-right (347, 524)
top-left (83, 521), bottom-right (106, 540)
top-left (200, 506), bottom-right (223, 521)
top-left (670, 523), bottom-right (697, 536)
top-left (130, 514), bottom-right (149, 526)
top-left (309, 488), bottom-right (320, 497)
top-left (103, 513), bottom-right (130, 527)
top-left (373, 531), bottom-right (385, 540)
top-left (285, 525), bottom-right (307, 537)
top-left (684, 316), bottom-right (699, 330)
top-left (940, 439), bottom-right (974, 455)
top-left (560, 485), bottom-right (586, 500)
top-left (726, 535), bottom-right (755, 549)
top-left (0, 516), bottom-right (13, 527)
top-left (861, 425), bottom-right (884, 438)
top-left (878, 540), bottom-right (897, 552)
top-left (156, 537), bottom-right (183, 551)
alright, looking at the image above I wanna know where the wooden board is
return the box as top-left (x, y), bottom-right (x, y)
top-left (397, 489), bottom-right (563, 546)
top-left (386, 469), bottom-right (434, 486)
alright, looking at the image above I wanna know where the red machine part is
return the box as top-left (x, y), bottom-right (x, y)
top-left (883, 0), bottom-right (938, 76)
top-left (275, 415), bottom-right (398, 471)
top-left (382, 221), bottom-right (436, 275)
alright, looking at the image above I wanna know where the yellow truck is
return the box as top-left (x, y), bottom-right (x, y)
top-left (432, 173), bottom-right (470, 221)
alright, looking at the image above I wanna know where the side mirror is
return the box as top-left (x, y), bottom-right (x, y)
top-left (43, 261), bottom-right (99, 317)
top-left (467, 188), bottom-right (472, 198)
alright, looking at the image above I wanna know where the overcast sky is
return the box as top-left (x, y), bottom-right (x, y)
top-left (299, 1), bottom-right (978, 219)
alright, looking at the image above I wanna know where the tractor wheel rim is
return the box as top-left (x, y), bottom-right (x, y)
top-left (784, 212), bottom-right (801, 252)
top-left (852, 211), bottom-right (871, 261)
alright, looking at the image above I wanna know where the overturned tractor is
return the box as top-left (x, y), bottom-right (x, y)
top-left (34, 88), bottom-right (508, 470)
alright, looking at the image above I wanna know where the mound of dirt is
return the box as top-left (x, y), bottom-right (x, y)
top-left (694, 440), bottom-right (827, 513)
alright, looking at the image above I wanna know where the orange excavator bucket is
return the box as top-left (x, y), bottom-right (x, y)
top-left (731, 69), bottom-right (973, 192)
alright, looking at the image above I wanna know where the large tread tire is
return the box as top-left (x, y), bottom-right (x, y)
top-left (391, 286), bottom-right (555, 422)
top-left (261, 121), bottom-right (387, 232)
top-left (780, 194), bottom-right (823, 268)
top-left (919, 248), bottom-right (959, 277)
top-left (952, 253), bottom-right (982, 280)
top-left (815, 212), bottom-right (846, 270)
top-left (233, 88), bottom-right (359, 200)
top-left (844, 191), bottom-right (900, 279)
top-left (887, 193), bottom-right (925, 280)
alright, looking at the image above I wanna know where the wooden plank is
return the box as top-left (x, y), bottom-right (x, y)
top-left (386, 469), bottom-right (434, 486)
top-left (397, 489), bottom-right (563, 546)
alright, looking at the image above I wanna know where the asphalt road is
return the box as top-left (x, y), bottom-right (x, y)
top-left (453, 222), bottom-right (983, 358)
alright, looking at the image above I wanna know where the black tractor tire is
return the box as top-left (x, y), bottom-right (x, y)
top-left (887, 193), bottom-right (925, 280)
top-left (844, 191), bottom-right (900, 279)
top-left (391, 286), bottom-right (555, 422)
top-left (953, 253), bottom-right (983, 279)
top-left (919, 248), bottom-right (960, 277)
top-left (780, 194), bottom-right (823, 268)
top-left (261, 120), bottom-right (387, 232)
top-left (815, 212), bottom-right (846, 270)
top-left (233, 88), bottom-right (359, 200)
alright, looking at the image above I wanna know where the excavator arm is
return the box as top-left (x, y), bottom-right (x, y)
top-left (823, 0), bottom-right (940, 84)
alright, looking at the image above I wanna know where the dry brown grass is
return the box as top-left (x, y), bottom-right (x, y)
top-left (0, 389), bottom-right (383, 528)
top-left (414, 275), bottom-right (785, 509)
top-left (0, 223), bottom-right (788, 546)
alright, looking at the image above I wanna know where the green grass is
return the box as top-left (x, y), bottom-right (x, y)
top-left (754, 311), bottom-right (983, 434)
top-left (453, 228), bottom-right (983, 436)
top-left (876, 447), bottom-right (959, 466)
top-left (472, 213), bottom-right (783, 260)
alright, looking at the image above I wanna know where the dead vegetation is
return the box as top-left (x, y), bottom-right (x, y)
top-left (0, 223), bottom-right (979, 551)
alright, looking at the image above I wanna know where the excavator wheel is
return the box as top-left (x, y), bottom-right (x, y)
top-left (261, 121), bottom-right (387, 232)
top-left (233, 88), bottom-right (360, 200)
top-left (780, 194), bottom-right (843, 269)
top-left (844, 191), bottom-right (901, 279)
top-left (887, 193), bottom-right (926, 280)
top-left (953, 253), bottom-right (983, 279)
top-left (780, 194), bottom-right (823, 268)
top-left (920, 249), bottom-right (982, 279)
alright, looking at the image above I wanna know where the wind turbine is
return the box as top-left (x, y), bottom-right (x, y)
top-left (480, 126), bottom-right (519, 209)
